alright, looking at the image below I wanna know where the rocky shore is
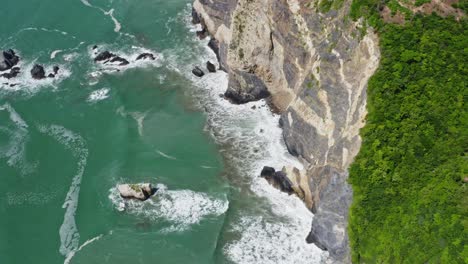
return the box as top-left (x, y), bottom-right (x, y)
top-left (191, 0), bottom-right (380, 262)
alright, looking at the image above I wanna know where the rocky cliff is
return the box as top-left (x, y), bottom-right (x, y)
top-left (193, 0), bottom-right (380, 262)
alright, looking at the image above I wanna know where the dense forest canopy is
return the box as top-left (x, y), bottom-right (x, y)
top-left (347, 0), bottom-right (467, 263)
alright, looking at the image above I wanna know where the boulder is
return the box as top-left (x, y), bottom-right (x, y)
top-left (53, 66), bottom-right (59, 74)
top-left (192, 66), bottom-right (204, 77)
top-left (136, 53), bottom-right (155, 61)
top-left (30, 64), bottom-right (46, 79)
top-left (117, 183), bottom-right (157, 201)
top-left (206, 61), bottom-right (216, 72)
top-left (48, 73), bottom-right (55, 78)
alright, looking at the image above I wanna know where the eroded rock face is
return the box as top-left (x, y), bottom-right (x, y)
top-left (193, 0), bottom-right (381, 262)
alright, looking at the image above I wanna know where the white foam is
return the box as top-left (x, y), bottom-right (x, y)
top-left (37, 125), bottom-right (88, 261)
top-left (109, 184), bottom-right (228, 232)
top-left (155, 149), bottom-right (177, 160)
top-left (79, 0), bottom-right (92, 7)
top-left (128, 111), bottom-right (148, 137)
top-left (51, 50), bottom-right (63, 59)
top-left (0, 60), bottom-right (72, 93)
top-left (87, 88), bottom-right (110, 103)
top-left (160, 6), bottom-right (325, 262)
top-left (63, 234), bottom-right (103, 264)
top-left (0, 104), bottom-right (36, 175)
top-left (104, 9), bottom-right (121, 33)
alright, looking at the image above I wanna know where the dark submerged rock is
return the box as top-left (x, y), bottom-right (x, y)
top-left (30, 64), bottom-right (46, 79)
top-left (192, 66), bottom-right (205, 77)
top-left (136, 53), bottom-right (155, 61)
top-left (206, 61), bottom-right (216, 72)
top-left (94, 51), bottom-right (114, 62)
top-left (109, 56), bottom-right (129, 66)
top-left (0, 67), bottom-right (20, 79)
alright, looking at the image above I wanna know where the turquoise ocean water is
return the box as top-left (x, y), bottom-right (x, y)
top-left (0, 1), bottom-right (325, 263)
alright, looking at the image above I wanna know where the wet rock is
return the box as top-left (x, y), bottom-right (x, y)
top-left (92, 45), bottom-right (98, 50)
top-left (94, 51), bottom-right (114, 62)
top-left (109, 56), bottom-right (129, 66)
top-left (117, 183), bottom-right (158, 201)
top-left (53, 66), bottom-right (59, 74)
top-left (208, 38), bottom-right (220, 61)
top-left (30, 64), bottom-right (46, 79)
top-left (48, 73), bottom-right (55, 78)
top-left (191, 7), bottom-right (200, 24)
top-left (196, 28), bottom-right (208, 39)
top-left (192, 66), bottom-right (204, 77)
top-left (306, 231), bottom-right (328, 251)
top-left (206, 61), bottom-right (216, 72)
top-left (0, 49), bottom-right (20, 71)
top-left (1, 67), bottom-right (20, 79)
top-left (260, 166), bottom-right (294, 194)
top-left (224, 70), bottom-right (270, 104)
top-left (136, 53), bottom-right (155, 61)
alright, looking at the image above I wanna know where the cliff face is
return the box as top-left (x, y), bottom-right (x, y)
top-left (193, 0), bottom-right (380, 262)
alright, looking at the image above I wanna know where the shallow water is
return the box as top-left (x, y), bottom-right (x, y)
top-left (0, 1), bottom-right (325, 263)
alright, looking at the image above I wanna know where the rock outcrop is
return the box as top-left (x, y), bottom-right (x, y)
top-left (94, 51), bottom-right (130, 66)
top-left (0, 49), bottom-right (20, 72)
top-left (31, 64), bottom-right (46, 79)
top-left (192, 0), bottom-right (380, 262)
top-left (117, 183), bottom-right (157, 201)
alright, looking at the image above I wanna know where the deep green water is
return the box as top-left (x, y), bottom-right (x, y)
top-left (0, 1), bottom-right (326, 263)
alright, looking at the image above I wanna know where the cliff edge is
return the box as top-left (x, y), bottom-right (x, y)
top-left (192, 0), bottom-right (380, 262)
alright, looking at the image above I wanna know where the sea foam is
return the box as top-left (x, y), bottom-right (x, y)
top-left (37, 124), bottom-right (88, 262)
top-left (109, 184), bottom-right (229, 232)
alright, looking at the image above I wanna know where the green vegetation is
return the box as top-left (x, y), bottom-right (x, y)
top-left (348, 1), bottom-right (467, 263)
top-left (318, 0), bottom-right (346, 13)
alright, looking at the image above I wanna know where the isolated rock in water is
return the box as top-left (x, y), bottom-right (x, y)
top-left (0, 49), bottom-right (20, 71)
top-left (117, 183), bottom-right (157, 201)
top-left (192, 66), bottom-right (204, 77)
top-left (206, 61), bottom-right (216, 72)
top-left (136, 53), bottom-right (155, 61)
top-left (92, 45), bottom-right (98, 50)
top-left (30, 64), bottom-right (46, 79)
top-left (53, 66), bottom-right (59, 74)
top-left (109, 56), bottom-right (129, 66)
top-left (94, 51), bottom-right (114, 62)
top-left (48, 73), bottom-right (55, 78)
top-left (1, 67), bottom-right (20, 79)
